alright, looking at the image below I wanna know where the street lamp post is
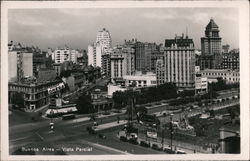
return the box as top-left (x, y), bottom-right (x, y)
top-left (170, 113), bottom-right (174, 152)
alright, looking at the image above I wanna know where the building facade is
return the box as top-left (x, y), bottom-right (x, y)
top-left (88, 28), bottom-right (112, 71)
top-left (200, 69), bottom-right (240, 84)
top-left (164, 34), bottom-right (196, 88)
top-left (52, 47), bottom-right (79, 64)
top-left (110, 45), bottom-right (135, 83)
top-left (221, 49), bottom-right (239, 70)
top-left (155, 59), bottom-right (165, 85)
top-left (88, 42), bottom-right (102, 67)
top-left (123, 71), bottom-right (157, 88)
top-left (96, 28), bottom-right (112, 52)
top-left (200, 19), bottom-right (222, 69)
top-left (53, 47), bottom-right (70, 64)
top-left (124, 39), bottom-right (163, 72)
top-left (101, 52), bottom-right (111, 76)
top-left (9, 79), bottom-right (64, 111)
top-left (195, 73), bottom-right (208, 94)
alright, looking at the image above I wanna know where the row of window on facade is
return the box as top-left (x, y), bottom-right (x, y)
top-left (202, 72), bottom-right (239, 76)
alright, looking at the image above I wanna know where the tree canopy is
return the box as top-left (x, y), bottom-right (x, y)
top-left (112, 83), bottom-right (178, 109)
top-left (76, 93), bottom-right (93, 114)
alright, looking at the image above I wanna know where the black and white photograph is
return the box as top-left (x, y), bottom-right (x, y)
top-left (1, 1), bottom-right (249, 160)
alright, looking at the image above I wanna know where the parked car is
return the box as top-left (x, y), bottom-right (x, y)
top-left (140, 141), bottom-right (150, 148)
top-left (176, 150), bottom-right (186, 154)
top-left (163, 147), bottom-right (176, 154)
top-left (128, 138), bottom-right (138, 144)
top-left (86, 126), bottom-right (97, 134)
top-left (151, 144), bottom-right (162, 151)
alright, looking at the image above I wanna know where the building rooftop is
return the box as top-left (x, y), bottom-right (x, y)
top-left (206, 18), bottom-right (219, 30)
top-left (165, 34), bottom-right (194, 48)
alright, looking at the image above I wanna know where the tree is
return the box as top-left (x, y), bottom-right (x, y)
top-left (76, 93), bottom-right (93, 114)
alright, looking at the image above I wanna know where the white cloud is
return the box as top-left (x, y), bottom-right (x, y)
top-left (56, 9), bottom-right (101, 17)
top-left (143, 12), bottom-right (176, 20)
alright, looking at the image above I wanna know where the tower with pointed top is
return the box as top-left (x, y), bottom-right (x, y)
top-left (200, 18), bottom-right (222, 69)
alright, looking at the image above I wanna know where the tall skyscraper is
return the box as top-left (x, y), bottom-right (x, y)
top-left (88, 28), bottom-right (112, 73)
top-left (163, 34), bottom-right (196, 88)
top-left (96, 28), bottom-right (112, 52)
top-left (200, 18), bottom-right (222, 69)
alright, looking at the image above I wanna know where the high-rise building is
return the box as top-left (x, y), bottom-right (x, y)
top-left (163, 34), bottom-right (196, 88)
top-left (8, 42), bottom-right (33, 82)
top-left (96, 28), bottom-right (112, 52)
top-left (88, 42), bottom-right (102, 67)
top-left (101, 48), bottom-right (112, 76)
top-left (52, 46), bottom-right (79, 64)
top-left (88, 28), bottom-right (112, 72)
top-left (53, 47), bottom-right (70, 64)
top-left (125, 39), bottom-right (160, 72)
top-left (200, 19), bottom-right (222, 69)
top-left (110, 45), bottom-right (135, 83)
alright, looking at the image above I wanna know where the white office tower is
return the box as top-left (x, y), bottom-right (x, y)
top-left (164, 35), bottom-right (196, 88)
top-left (96, 28), bottom-right (112, 52)
top-left (88, 43), bottom-right (102, 67)
top-left (88, 28), bottom-right (112, 68)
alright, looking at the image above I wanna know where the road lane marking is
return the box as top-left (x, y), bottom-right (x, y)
top-left (10, 136), bottom-right (30, 142)
top-left (88, 142), bottom-right (131, 154)
top-left (35, 132), bottom-right (45, 141)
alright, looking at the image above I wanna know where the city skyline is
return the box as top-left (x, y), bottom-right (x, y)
top-left (8, 8), bottom-right (239, 51)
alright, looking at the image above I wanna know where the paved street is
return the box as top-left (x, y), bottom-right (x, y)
top-left (9, 88), bottom-right (239, 155)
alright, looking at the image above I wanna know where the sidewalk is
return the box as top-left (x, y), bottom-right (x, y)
top-left (95, 120), bottom-right (127, 131)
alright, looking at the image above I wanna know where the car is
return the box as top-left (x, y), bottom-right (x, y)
top-left (140, 141), bottom-right (150, 148)
top-left (86, 126), bottom-right (97, 134)
top-left (163, 147), bottom-right (175, 154)
top-left (152, 144), bottom-right (162, 151)
top-left (128, 138), bottom-right (138, 144)
top-left (176, 150), bottom-right (186, 154)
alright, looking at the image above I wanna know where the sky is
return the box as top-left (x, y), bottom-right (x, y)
top-left (8, 8), bottom-right (239, 51)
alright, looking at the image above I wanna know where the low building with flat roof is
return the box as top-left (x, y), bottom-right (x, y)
top-left (123, 71), bottom-right (157, 88)
top-left (200, 69), bottom-right (239, 84)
